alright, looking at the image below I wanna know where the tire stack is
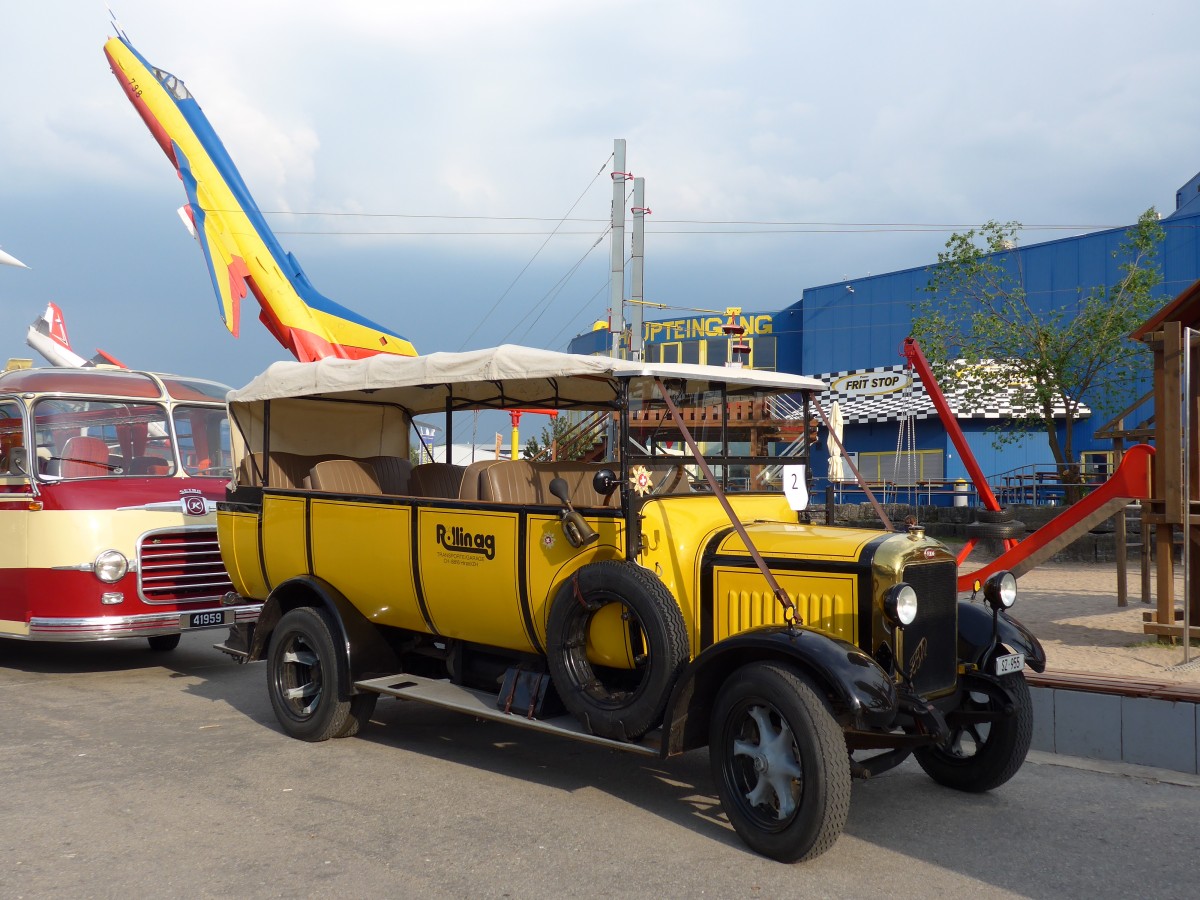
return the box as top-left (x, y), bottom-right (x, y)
top-left (965, 506), bottom-right (1025, 541)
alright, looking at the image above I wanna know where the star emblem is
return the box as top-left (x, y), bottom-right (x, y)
top-left (629, 465), bottom-right (654, 496)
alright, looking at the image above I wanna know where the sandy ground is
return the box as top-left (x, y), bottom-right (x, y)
top-left (996, 559), bottom-right (1200, 684)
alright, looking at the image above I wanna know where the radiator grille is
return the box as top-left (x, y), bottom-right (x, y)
top-left (900, 560), bottom-right (958, 696)
top-left (137, 528), bottom-right (234, 605)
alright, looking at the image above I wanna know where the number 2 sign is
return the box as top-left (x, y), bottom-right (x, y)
top-left (782, 464), bottom-right (809, 511)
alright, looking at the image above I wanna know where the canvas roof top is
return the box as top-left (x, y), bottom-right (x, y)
top-left (227, 344), bottom-right (825, 414)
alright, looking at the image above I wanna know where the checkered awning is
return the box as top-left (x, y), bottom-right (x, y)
top-left (806, 363), bottom-right (1090, 425)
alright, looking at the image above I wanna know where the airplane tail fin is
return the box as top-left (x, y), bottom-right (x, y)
top-left (41, 302), bottom-right (72, 350)
top-left (26, 303), bottom-right (126, 368)
top-left (106, 33), bottom-right (416, 361)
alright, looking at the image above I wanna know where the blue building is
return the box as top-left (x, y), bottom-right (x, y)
top-left (570, 170), bottom-right (1200, 498)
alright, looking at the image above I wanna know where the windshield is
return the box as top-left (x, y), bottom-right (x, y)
top-left (172, 405), bottom-right (232, 476)
top-left (31, 399), bottom-right (231, 480)
top-left (624, 386), bottom-right (810, 494)
top-left (35, 398), bottom-right (174, 479)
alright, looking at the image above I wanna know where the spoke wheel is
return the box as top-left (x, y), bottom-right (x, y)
top-left (914, 670), bottom-right (1032, 792)
top-left (267, 606), bottom-right (375, 742)
top-left (710, 662), bottom-right (850, 862)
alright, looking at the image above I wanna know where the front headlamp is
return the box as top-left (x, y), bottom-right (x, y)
top-left (983, 570), bottom-right (1018, 610)
top-left (884, 583), bottom-right (919, 628)
top-left (93, 550), bottom-right (129, 584)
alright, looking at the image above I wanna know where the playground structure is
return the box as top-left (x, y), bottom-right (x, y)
top-left (893, 339), bottom-right (1156, 593)
top-left (1128, 284), bottom-right (1199, 649)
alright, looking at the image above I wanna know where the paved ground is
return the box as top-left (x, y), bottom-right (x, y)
top-left (1, 632), bottom-right (1198, 899)
top-left (998, 560), bottom-right (1199, 684)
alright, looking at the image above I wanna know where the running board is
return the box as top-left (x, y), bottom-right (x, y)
top-left (354, 673), bottom-right (660, 757)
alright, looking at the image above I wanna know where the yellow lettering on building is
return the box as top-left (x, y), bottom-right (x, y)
top-left (640, 313), bottom-right (774, 344)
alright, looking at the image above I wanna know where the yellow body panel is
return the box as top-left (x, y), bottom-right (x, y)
top-left (310, 499), bottom-right (423, 631)
top-left (224, 483), bottom-right (899, 662)
top-left (523, 513), bottom-right (624, 645)
top-left (637, 494), bottom-right (794, 657)
top-left (637, 495), bottom-right (877, 654)
top-left (717, 521), bottom-right (883, 563)
top-left (261, 497), bottom-right (309, 589)
top-left (712, 568), bottom-right (858, 643)
top-left (417, 507), bottom-right (530, 650)
top-left (217, 510), bottom-right (269, 600)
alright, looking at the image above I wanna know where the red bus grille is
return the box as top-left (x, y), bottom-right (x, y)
top-left (137, 527), bottom-right (234, 605)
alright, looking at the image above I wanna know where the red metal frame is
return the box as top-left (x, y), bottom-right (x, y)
top-left (900, 338), bottom-right (1017, 562)
top-left (899, 338), bottom-right (1155, 591)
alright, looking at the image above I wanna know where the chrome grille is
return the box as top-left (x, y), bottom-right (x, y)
top-left (137, 527), bottom-right (234, 605)
top-left (900, 560), bottom-right (958, 696)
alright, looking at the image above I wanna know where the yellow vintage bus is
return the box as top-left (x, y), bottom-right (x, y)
top-left (216, 346), bottom-right (1044, 862)
top-left (0, 367), bottom-right (261, 648)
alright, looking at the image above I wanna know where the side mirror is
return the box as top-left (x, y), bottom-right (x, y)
top-left (8, 446), bottom-right (30, 476)
top-left (592, 468), bottom-right (619, 497)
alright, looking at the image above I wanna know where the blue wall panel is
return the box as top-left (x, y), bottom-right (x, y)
top-left (566, 192), bottom-right (1200, 480)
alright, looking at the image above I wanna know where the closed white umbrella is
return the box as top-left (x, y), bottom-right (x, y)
top-left (826, 401), bottom-right (844, 483)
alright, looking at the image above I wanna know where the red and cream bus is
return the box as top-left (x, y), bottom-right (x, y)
top-left (0, 366), bottom-right (260, 649)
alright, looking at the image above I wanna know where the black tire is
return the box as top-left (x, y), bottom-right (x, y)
top-left (545, 561), bottom-right (689, 741)
top-left (973, 507), bottom-right (1016, 524)
top-left (709, 662), bottom-right (851, 863)
top-left (914, 670), bottom-right (1033, 792)
top-left (965, 519), bottom-right (1025, 540)
top-left (267, 606), bottom-right (375, 742)
top-left (147, 633), bottom-right (181, 652)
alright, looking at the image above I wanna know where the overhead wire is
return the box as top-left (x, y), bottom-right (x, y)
top-left (502, 229), bottom-right (610, 345)
top-left (455, 153), bottom-right (613, 350)
top-left (260, 209), bottom-right (1137, 233)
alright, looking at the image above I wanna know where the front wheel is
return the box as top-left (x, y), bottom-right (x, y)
top-left (709, 662), bottom-right (851, 863)
top-left (914, 670), bottom-right (1033, 792)
top-left (267, 606), bottom-right (376, 742)
top-left (147, 634), bottom-right (181, 652)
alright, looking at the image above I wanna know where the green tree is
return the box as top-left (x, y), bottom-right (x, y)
top-left (522, 415), bottom-right (592, 461)
top-left (911, 208), bottom-right (1165, 482)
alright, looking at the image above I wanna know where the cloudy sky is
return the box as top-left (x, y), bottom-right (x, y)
top-left (2, 1), bottom-right (1199, 390)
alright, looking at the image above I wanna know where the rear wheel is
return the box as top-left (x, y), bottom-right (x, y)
top-left (914, 670), bottom-right (1032, 792)
top-left (267, 606), bottom-right (375, 741)
top-left (709, 662), bottom-right (851, 862)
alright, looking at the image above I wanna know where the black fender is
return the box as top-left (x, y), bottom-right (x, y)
top-left (957, 601), bottom-right (1047, 673)
top-left (248, 576), bottom-right (401, 699)
top-left (660, 625), bottom-right (898, 756)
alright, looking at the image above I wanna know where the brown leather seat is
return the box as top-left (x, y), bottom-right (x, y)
top-left (368, 456), bottom-right (413, 495)
top-left (307, 459), bottom-right (383, 495)
top-left (409, 463), bottom-right (466, 498)
top-left (458, 459), bottom-right (503, 501)
top-left (528, 461), bottom-right (614, 507)
top-left (479, 460), bottom-right (612, 507)
top-left (61, 436), bottom-right (111, 478)
top-left (238, 452), bottom-right (328, 488)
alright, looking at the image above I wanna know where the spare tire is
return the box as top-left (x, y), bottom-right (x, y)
top-left (973, 507), bottom-right (1016, 524)
top-left (966, 519), bottom-right (1026, 540)
top-left (546, 560), bottom-right (690, 741)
